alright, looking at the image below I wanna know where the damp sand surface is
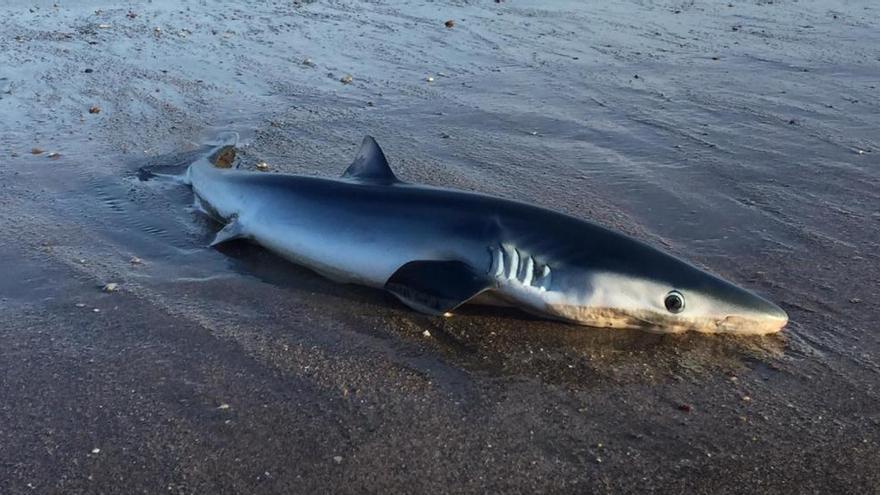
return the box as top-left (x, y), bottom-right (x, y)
top-left (1, 1), bottom-right (879, 492)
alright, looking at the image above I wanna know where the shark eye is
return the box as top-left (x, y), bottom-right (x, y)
top-left (664, 291), bottom-right (685, 314)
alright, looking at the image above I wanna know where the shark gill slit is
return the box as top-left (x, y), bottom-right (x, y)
top-left (489, 243), bottom-right (552, 292)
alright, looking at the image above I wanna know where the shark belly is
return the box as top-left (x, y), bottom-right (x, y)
top-left (248, 218), bottom-right (412, 287)
top-left (243, 196), bottom-right (486, 289)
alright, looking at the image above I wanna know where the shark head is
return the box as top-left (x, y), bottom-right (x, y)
top-left (545, 237), bottom-right (788, 335)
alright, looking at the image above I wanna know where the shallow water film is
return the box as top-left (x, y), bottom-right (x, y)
top-left (1, 0), bottom-right (878, 493)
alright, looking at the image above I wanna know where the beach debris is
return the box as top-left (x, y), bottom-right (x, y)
top-left (102, 282), bottom-right (120, 293)
top-left (302, 57), bottom-right (315, 67)
top-left (129, 256), bottom-right (144, 265)
top-left (426, 76), bottom-right (434, 82)
top-left (75, 303), bottom-right (86, 308)
top-left (855, 149), bottom-right (865, 155)
top-left (340, 74), bottom-right (353, 84)
top-left (850, 298), bottom-right (862, 304)
top-left (333, 456), bottom-right (343, 464)
top-left (98, 23), bottom-right (111, 29)
top-left (154, 26), bottom-right (162, 33)
top-left (218, 403), bottom-right (230, 410)
top-left (93, 308), bottom-right (101, 313)
top-left (84, 68), bottom-right (94, 73)
top-left (741, 395), bottom-right (752, 402)
top-left (678, 403), bottom-right (692, 413)
top-left (91, 448), bottom-right (100, 454)
top-left (444, 20), bottom-right (455, 28)
top-left (89, 106), bottom-right (101, 114)
top-left (47, 152), bottom-right (61, 160)
top-left (255, 161), bottom-right (269, 171)
top-left (440, 132), bottom-right (451, 139)
top-left (31, 148), bottom-right (44, 155)
top-left (422, 330), bottom-right (431, 338)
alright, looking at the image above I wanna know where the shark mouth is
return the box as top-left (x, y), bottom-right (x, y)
top-left (544, 305), bottom-right (787, 335)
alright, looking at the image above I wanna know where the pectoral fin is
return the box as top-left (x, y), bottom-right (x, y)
top-left (384, 260), bottom-right (494, 316)
top-left (210, 219), bottom-right (247, 247)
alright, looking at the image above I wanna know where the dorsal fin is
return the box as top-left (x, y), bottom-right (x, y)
top-left (341, 136), bottom-right (399, 184)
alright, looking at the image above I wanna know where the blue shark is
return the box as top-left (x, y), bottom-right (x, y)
top-left (183, 137), bottom-right (788, 334)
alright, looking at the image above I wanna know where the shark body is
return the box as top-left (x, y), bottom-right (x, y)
top-left (183, 137), bottom-right (788, 334)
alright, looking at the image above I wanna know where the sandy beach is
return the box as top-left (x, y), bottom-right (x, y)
top-left (1, 0), bottom-right (878, 492)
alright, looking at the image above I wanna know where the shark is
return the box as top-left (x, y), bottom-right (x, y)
top-left (182, 136), bottom-right (788, 334)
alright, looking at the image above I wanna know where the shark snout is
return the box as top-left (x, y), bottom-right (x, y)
top-left (716, 293), bottom-right (788, 335)
top-left (755, 298), bottom-right (789, 332)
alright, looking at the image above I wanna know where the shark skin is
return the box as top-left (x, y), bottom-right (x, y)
top-left (182, 136), bottom-right (788, 335)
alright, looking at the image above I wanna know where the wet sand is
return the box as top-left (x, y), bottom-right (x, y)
top-left (1, 0), bottom-right (879, 493)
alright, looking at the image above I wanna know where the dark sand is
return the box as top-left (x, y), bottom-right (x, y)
top-left (1, 0), bottom-right (878, 493)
